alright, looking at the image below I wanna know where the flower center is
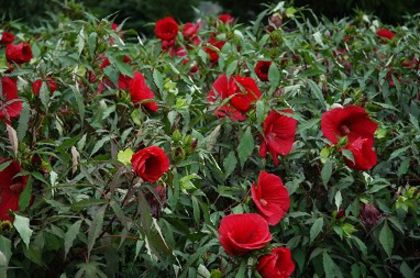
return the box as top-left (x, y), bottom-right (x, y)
top-left (340, 124), bottom-right (351, 135)
top-left (260, 198), bottom-right (268, 206)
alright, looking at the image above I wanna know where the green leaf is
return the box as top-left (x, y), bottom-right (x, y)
top-left (268, 62), bottom-right (280, 88)
top-left (117, 148), bottom-right (134, 165)
top-left (153, 69), bottom-right (164, 92)
top-left (226, 60), bottom-right (238, 77)
top-left (379, 222), bottom-right (394, 257)
top-left (310, 217), bottom-right (324, 243)
top-left (19, 177), bottom-right (32, 211)
top-left (13, 214), bottom-right (33, 248)
top-left (87, 32), bottom-right (97, 57)
top-left (113, 56), bottom-right (133, 77)
top-left (0, 235), bottom-right (11, 278)
top-left (322, 252), bottom-right (336, 278)
top-left (321, 159), bottom-right (333, 186)
top-left (87, 205), bottom-right (106, 257)
top-left (307, 79), bottom-right (325, 105)
top-left (17, 102), bottom-right (30, 141)
top-left (237, 127), bottom-right (255, 167)
top-left (77, 27), bottom-right (85, 56)
top-left (71, 85), bottom-right (85, 122)
top-left (90, 136), bottom-right (111, 157)
top-left (255, 100), bottom-right (265, 125)
top-left (223, 151), bottom-right (237, 178)
top-left (39, 82), bottom-right (50, 109)
top-left (399, 262), bottom-right (414, 278)
top-left (64, 220), bottom-right (83, 258)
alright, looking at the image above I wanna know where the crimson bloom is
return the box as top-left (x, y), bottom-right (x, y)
top-left (204, 36), bottom-right (225, 64)
top-left (218, 13), bottom-right (234, 24)
top-left (259, 109), bottom-right (297, 166)
top-left (154, 17), bottom-right (179, 41)
top-left (1, 32), bottom-right (15, 45)
top-left (182, 22), bottom-right (201, 45)
top-left (251, 171), bottom-right (290, 225)
top-left (131, 146), bottom-right (170, 183)
top-left (254, 61), bottom-right (272, 81)
top-left (218, 213), bottom-right (271, 256)
top-left (343, 137), bottom-right (377, 170)
top-left (6, 42), bottom-right (32, 64)
top-left (32, 78), bottom-right (57, 96)
top-left (128, 71), bottom-right (158, 112)
top-left (321, 105), bottom-right (377, 145)
top-left (257, 247), bottom-right (295, 278)
top-left (0, 77), bottom-right (22, 121)
top-left (376, 28), bottom-right (395, 40)
top-left (208, 74), bottom-right (261, 121)
top-left (0, 158), bottom-right (28, 221)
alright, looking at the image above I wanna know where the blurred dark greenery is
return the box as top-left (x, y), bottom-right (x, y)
top-left (0, 0), bottom-right (419, 29)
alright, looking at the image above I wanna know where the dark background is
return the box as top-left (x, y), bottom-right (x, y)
top-left (1, 0), bottom-right (419, 29)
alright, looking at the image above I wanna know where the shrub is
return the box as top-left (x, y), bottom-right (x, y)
top-left (0, 2), bottom-right (419, 277)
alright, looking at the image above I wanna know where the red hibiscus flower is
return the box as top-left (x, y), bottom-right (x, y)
top-left (118, 74), bottom-right (131, 90)
top-left (154, 17), bottom-right (179, 41)
top-left (321, 105), bottom-right (377, 145)
top-left (131, 146), bottom-right (170, 183)
top-left (32, 78), bottom-right (57, 96)
top-left (0, 77), bottom-right (22, 121)
top-left (208, 74), bottom-right (261, 121)
top-left (376, 28), bottom-right (395, 40)
top-left (1, 32), bottom-right (15, 45)
top-left (257, 247), bottom-right (295, 278)
top-left (251, 171), bottom-right (290, 225)
top-left (343, 137), bottom-right (377, 170)
top-left (182, 22), bottom-right (201, 45)
top-left (259, 109), bottom-right (297, 166)
top-left (0, 158), bottom-right (28, 221)
top-left (128, 71), bottom-right (158, 112)
top-left (218, 13), bottom-right (234, 24)
top-left (255, 61), bottom-right (272, 81)
top-left (218, 213), bottom-right (271, 256)
top-left (204, 36), bottom-right (225, 64)
top-left (5, 42), bottom-right (32, 64)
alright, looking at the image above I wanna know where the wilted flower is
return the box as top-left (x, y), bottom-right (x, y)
top-left (360, 203), bottom-right (382, 227)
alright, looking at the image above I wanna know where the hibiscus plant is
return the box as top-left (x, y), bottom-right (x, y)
top-left (0, 1), bottom-right (419, 277)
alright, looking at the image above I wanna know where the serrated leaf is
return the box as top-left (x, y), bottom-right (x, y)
top-left (13, 214), bottom-right (33, 248)
top-left (19, 177), bottom-right (32, 211)
top-left (226, 60), bottom-right (238, 77)
top-left (206, 125), bottom-right (221, 151)
top-left (237, 127), bottom-right (254, 167)
top-left (223, 151), bottom-right (237, 178)
top-left (17, 102), bottom-right (30, 141)
top-left (153, 69), bottom-right (164, 92)
top-left (90, 136), bottom-right (111, 157)
top-left (268, 62), bottom-right (280, 88)
top-left (323, 252), bottom-right (336, 278)
top-left (307, 79), bottom-right (325, 105)
top-left (399, 261), bottom-right (414, 278)
top-left (87, 205), bottom-right (106, 257)
top-left (379, 222), bottom-right (394, 257)
top-left (321, 159), bottom-right (333, 186)
top-left (65, 220), bottom-right (82, 258)
top-left (310, 217), bottom-right (324, 243)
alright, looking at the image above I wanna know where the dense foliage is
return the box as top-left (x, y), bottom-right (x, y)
top-left (1, 1), bottom-right (419, 277)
